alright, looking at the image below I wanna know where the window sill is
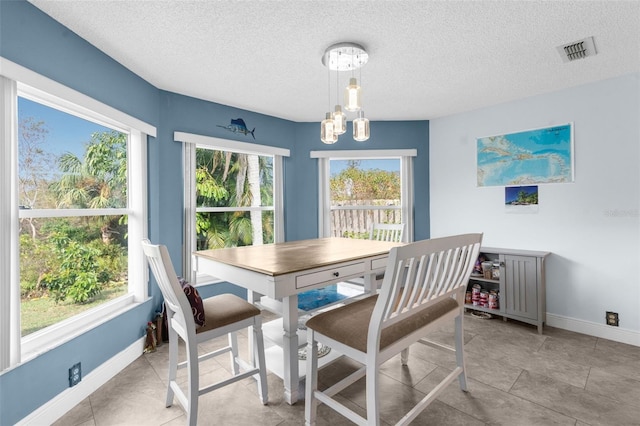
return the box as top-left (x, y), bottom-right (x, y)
top-left (19, 294), bottom-right (147, 366)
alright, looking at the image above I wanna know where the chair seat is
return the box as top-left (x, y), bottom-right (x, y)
top-left (305, 294), bottom-right (458, 353)
top-left (197, 294), bottom-right (262, 333)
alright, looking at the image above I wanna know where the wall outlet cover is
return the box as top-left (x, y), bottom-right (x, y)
top-left (69, 362), bottom-right (82, 387)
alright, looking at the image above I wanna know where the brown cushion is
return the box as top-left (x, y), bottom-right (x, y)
top-left (305, 295), bottom-right (458, 353)
top-left (196, 294), bottom-right (261, 334)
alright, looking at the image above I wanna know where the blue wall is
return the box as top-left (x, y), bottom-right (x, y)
top-left (0, 1), bottom-right (429, 423)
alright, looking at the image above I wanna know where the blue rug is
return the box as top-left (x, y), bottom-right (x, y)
top-left (298, 284), bottom-right (363, 311)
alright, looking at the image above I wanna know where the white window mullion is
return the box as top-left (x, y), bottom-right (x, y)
top-left (318, 158), bottom-right (331, 237)
top-left (274, 155), bottom-right (286, 243)
top-left (401, 155), bottom-right (414, 242)
top-left (0, 76), bottom-right (21, 369)
top-left (18, 208), bottom-right (130, 219)
top-left (183, 142), bottom-right (197, 282)
top-left (128, 130), bottom-right (148, 302)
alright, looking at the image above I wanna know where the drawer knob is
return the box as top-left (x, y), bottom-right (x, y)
top-left (333, 272), bottom-right (340, 277)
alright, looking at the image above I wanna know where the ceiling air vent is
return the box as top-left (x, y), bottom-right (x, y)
top-left (557, 36), bottom-right (597, 63)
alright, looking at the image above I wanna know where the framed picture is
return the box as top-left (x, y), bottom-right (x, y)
top-left (477, 123), bottom-right (574, 187)
top-left (505, 185), bottom-right (539, 214)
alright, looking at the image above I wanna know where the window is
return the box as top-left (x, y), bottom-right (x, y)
top-left (311, 149), bottom-right (416, 241)
top-left (176, 132), bottom-right (289, 284)
top-left (1, 58), bottom-right (155, 370)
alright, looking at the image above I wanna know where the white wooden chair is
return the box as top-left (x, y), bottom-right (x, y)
top-left (369, 222), bottom-right (405, 242)
top-left (304, 233), bottom-right (482, 426)
top-left (142, 240), bottom-right (268, 426)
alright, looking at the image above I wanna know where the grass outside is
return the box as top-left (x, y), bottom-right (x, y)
top-left (21, 283), bottom-right (128, 336)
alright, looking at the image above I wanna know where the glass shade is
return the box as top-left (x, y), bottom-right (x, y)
top-left (344, 77), bottom-right (361, 112)
top-left (332, 105), bottom-right (347, 135)
top-left (321, 112), bottom-right (338, 144)
top-left (353, 110), bottom-right (370, 142)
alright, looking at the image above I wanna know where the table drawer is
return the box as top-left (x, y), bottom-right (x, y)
top-left (372, 257), bottom-right (388, 270)
top-left (296, 262), bottom-right (365, 289)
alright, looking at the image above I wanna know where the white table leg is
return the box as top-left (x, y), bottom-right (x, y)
top-left (247, 290), bottom-right (260, 366)
top-left (282, 294), bottom-right (299, 404)
top-left (364, 271), bottom-right (376, 294)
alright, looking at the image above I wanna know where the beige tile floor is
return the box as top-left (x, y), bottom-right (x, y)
top-left (55, 311), bottom-right (640, 425)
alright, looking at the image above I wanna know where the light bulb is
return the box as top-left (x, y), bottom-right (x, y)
top-left (353, 110), bottom-right (369, 142)
top-left (321, 112), bottom-right (338, 144)
top-left (344, 77), bottom-right (361, 112)
top-left (332, 105), bottom-right (346, 135)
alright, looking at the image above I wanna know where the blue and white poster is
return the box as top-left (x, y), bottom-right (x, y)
top-left (477, 123), bottom-right (574, 187)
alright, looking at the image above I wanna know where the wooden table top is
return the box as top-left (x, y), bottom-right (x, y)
top-left (194, 237), bottom-right (403, 276)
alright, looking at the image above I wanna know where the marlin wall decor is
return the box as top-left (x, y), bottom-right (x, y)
top-left (217, 118), bottom-right (255, 139)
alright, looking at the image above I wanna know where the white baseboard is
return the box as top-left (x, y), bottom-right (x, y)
top-left (19, 337), bottom-right (145, 425)
top-left (546, 313), bottom-right (640, 347)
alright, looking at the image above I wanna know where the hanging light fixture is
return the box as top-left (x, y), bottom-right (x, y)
top-left (352, 59), bottom-right (369, 142)
top-left (344, 77), bottom-right (361, 112)
top-left (320, 56), bottom-right (337, 144)
top-left (320, 42), bottom-right (369, 143)
top-left (321, 112), bottom-right (338, 144)
top-left (332, 67), bottom-right (346, 135)
top-left (353, 110), bottom-right (370, 142)
top-left (332, 105), bottom-right (347, 135)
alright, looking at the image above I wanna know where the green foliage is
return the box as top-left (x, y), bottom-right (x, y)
top-left (41, 240), bottom-right (102, 303)
top-left (330, 164), bottom-right (400, 202)
top-left (341, 230), bottom-right (370, 240)
top-left (21, 217), bottom-right (127, 304)
top-left (19, 234), bottom-right (49, 298)
top-left (195, 148), bottom-right (274, 249)
top-left (19, 128), bottom-right (129, 307)
top-left (196, 167), bottom-right (228, 201)
top-left (516, 189), bottom-right (538, 205)
top-left (50, 130), bottom-right (127, 209)
top-left (38, 234), bottom-right (126, 304)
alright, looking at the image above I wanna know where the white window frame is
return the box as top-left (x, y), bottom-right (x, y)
top-left (175, 132), bottom-right (290, 285)
top-left (311, 149), bottom-right (416, 242)
top-left (0, 57), bottom-right (156, 370)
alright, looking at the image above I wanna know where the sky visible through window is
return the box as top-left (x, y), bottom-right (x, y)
top-left (19, 97), bottom-right (110, 157)
top-left (330, 159), bottom-right (400, 175)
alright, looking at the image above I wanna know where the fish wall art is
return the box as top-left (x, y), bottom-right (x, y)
top-left (217, 118), bottom-right (255, 139)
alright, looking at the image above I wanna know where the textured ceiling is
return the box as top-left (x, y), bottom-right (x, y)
top-left (28, 0), bottom-right (640, 122)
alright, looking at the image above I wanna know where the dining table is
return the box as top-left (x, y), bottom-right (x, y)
top-left (192, 237), bottom-right (402, 404)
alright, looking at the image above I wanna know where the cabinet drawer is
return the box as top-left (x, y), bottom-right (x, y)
top-left (371, 257), bottom-right (388, 270)
top-left (296, 262), bottom-right (365, 289)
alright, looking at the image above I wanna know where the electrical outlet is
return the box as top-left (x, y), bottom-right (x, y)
top-left (69, 362), bottom-right (81, 387)
top-left (606, 311), bottom-right (619, 326)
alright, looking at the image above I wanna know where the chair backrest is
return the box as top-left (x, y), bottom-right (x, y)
top-left (141, 239), bottom-right (196, 335)
top-left (368, 233), bottom-right (482, 350)
top-left (369, 223), bottom-right (405, 242)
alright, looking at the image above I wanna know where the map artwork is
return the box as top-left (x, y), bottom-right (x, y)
top-left (477, 123), bottom-right (573, 187)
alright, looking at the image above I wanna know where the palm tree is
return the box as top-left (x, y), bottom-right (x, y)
top-left (195, 149), bottom-right (273, 249)
top-left (49, 130), bottom-right (127, 243)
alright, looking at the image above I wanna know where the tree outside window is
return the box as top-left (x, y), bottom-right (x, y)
top-left (329, 159), bottom-right (402, 239)
top-left (195, 148), bottom-right (274, 250)
top-left (18, 97), bottom-right (129, 336)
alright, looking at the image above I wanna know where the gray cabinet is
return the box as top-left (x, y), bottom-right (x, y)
top-left (466, 247), bottom-right (549, 334)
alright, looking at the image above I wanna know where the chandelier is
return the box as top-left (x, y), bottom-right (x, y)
top-left (320, 42), bottom-right (370, 144)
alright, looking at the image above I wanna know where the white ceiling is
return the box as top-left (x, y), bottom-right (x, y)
top-left (28, 0), bottom-right (640, 122)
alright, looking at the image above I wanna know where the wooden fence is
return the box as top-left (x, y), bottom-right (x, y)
top-left (330, 206), bottom-right (401, 237)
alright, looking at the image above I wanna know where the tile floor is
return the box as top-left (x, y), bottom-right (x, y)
top-left (54, 311), bottom-right (640, 425)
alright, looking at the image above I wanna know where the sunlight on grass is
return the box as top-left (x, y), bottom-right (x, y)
top-left (21, 283), bottom-right (128, 336)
